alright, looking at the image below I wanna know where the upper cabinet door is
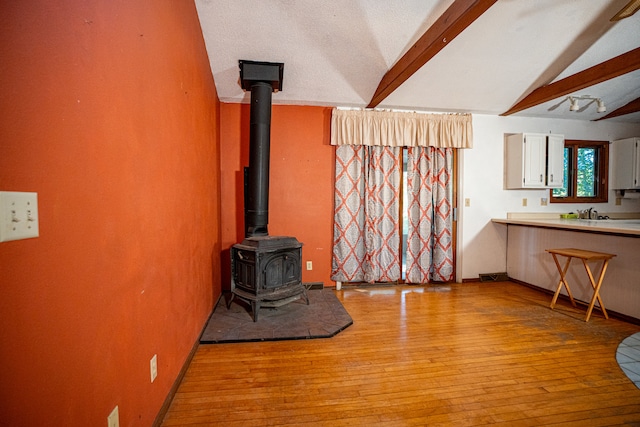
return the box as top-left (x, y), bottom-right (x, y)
top-left (505, 133), bottom-right (564, 189)
top-left (546, 135), bottom-right (565, 188)
top-left (523, 133), bottom-right (546, 188)
top-left (613, 137), bottom-right (640, 189)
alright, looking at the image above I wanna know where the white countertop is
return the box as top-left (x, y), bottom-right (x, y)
top-left (491, 217), bottom-right (640, 236)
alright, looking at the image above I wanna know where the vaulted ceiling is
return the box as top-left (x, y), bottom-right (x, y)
top-left (195, 0), bottom-right (640, 123)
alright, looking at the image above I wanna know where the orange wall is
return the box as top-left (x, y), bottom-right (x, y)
top-left (0, 1), bottom-right (221, 426)
top-left (220, 104), bottom-right (335, 287)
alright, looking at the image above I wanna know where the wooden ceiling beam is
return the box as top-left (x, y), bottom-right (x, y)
top-left (366, 0), bottom-right (498, 109)
top-left (611, 0), bottom-right (640, 21)
top-left (593, 96), bottom-right (640, 121)
top-left (501, 47), bottom-right (640, 116)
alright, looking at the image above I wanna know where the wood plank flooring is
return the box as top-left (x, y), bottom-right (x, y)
top-left (161, 281), bottom-right (640, 426)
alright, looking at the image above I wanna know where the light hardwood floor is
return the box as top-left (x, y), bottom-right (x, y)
top-left (161, 281), bottom-right (640, 426)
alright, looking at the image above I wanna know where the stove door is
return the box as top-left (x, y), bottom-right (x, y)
top-left (263, 249), bottom-right (301, 289)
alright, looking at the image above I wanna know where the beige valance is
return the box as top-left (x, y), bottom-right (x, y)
top-left (330, 108), bottom-right (473, 148)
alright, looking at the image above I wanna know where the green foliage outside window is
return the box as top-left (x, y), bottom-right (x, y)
top-left (552, 148), bottom-right (569, 198)
top-left (576, 147), bottom-right (596, 197)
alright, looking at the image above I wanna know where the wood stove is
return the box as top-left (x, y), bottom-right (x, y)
top-left (227, 60), bottom-right (308, 322)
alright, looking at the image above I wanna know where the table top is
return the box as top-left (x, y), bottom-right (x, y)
top-left (545, 248), bottom-right (616, 260)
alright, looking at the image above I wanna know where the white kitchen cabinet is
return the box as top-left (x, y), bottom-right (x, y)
top-left (546, 134), bottom-right (565, 188)
top-left (505, 133), bottom-right (564, 189)
top-left (612, 137), bottom-right (640, 189)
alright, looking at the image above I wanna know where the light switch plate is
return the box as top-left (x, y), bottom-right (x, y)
top-left (0, 191), bottom-right (39, 242)
top-left (150, 354), bottom-right (158, 383)
top-left (107, 405), bottom-right (119, 427)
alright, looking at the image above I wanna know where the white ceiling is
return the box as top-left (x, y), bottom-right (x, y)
top-left (195, 0), bottom-right (640, 123)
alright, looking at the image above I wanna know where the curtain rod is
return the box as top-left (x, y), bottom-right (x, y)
top-left (335, 107), bottom-right (469, 116)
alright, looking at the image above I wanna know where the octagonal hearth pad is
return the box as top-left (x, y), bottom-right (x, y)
top-left (200, 289), bottom-right (352, 344)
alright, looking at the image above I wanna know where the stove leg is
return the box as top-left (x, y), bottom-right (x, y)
top-left (302, 287), bottom-right (309, 305)
top-left (251, 300), bottom-right (259, 322)
top-left (226, 293), bottom-right (235, 309)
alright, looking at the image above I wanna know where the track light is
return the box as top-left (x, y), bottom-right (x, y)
top-left (569, 96), bottom-right (580, 111)
top-left (565, 95), bottom-right (606, 113)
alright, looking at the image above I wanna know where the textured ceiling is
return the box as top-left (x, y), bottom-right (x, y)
top-left (195, 0), bottom-right (640, 123)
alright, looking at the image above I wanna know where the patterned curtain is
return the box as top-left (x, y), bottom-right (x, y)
top-left (405, 147), bottom-right (454, 283)
top-left (332, 145), bottom-right (401, 283)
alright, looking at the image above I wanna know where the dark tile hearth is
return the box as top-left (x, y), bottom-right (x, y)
top-left (200, 289), bottom-right (353, 344)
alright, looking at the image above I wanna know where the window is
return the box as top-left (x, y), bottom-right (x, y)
top-left (550, 139), bottom-right (608, 204)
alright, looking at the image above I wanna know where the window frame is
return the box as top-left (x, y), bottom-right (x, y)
top-left (550, 139), bottom-right (609, 204)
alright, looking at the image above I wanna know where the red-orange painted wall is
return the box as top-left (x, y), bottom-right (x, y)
top-left (220, 104), bottom-right (335, 287)
top-left (0, 1), bottom-right (221, 425)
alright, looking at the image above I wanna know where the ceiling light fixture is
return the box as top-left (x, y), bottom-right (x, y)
top-left (569, 96), bottom-right (580, 111)
top-left (565, 95), bottom-right (606, 113)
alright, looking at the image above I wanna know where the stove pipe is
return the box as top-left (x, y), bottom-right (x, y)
top-left (245, 82), bottom-right (272, 237)
top-left (239, 60), bottom-right (284, 238)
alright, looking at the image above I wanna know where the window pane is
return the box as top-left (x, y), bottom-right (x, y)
top-left (552, 147), bottom-right (570, 198)
top-left (577, 147), bottom-right (596, 197)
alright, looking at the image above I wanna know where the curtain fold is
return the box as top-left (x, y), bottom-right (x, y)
top-left (331, 109), bottom-right (472, 148)
top-left (332, 145), bottom-right (401, 283)
top-left (405, 147), bottom-right (454, 283)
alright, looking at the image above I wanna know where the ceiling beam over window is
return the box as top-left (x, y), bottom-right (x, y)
top-left (366, 0), bottom-right (497, 109)
top-left (501, 47), bottom-right (640, 117)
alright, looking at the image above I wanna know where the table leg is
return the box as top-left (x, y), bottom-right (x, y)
top-left (583, 259), bottom-right (610, 322)
top-left (550, 254), bottom-right (576, 309)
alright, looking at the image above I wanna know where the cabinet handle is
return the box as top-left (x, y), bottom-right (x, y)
top-left (540, 174), bottom-right (543, 182)
top-left (550, 174), bottom-right (553, 182)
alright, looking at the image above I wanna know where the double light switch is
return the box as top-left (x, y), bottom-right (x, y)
top-left (0, 191), bottom-right (39, 242)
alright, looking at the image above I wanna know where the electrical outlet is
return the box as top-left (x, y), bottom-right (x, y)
top-left (0, 191), bottom-right (39, 242)
top-left (150, 354), bottom-right (157, 383)
top-left (464, 198), bottom-right (470, 207)
top-left (522, 198), bottom-right (527, 207)
top-left (306, 261), bottom-right (313, 271)
top-left (616, 197), bottom-right (622, 206)
top-left (540, 197), bottom-right (547, 206)
top-left (107, 405), bottom-right (119, 427)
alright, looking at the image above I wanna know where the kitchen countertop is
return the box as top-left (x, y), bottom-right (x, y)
top-left (491, 217), bottom-right (640, 237)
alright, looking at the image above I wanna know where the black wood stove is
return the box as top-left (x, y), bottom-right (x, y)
top-left (228, 60), bottom-right (308, 322)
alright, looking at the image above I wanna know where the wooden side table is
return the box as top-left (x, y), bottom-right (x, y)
top-left (545, 248), bottom-right (616, 322)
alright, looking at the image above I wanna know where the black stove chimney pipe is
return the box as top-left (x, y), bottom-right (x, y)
top-left (239, 60), bottom-right (284, 238)
top-left (245, 82), bottom-right (272, 237)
